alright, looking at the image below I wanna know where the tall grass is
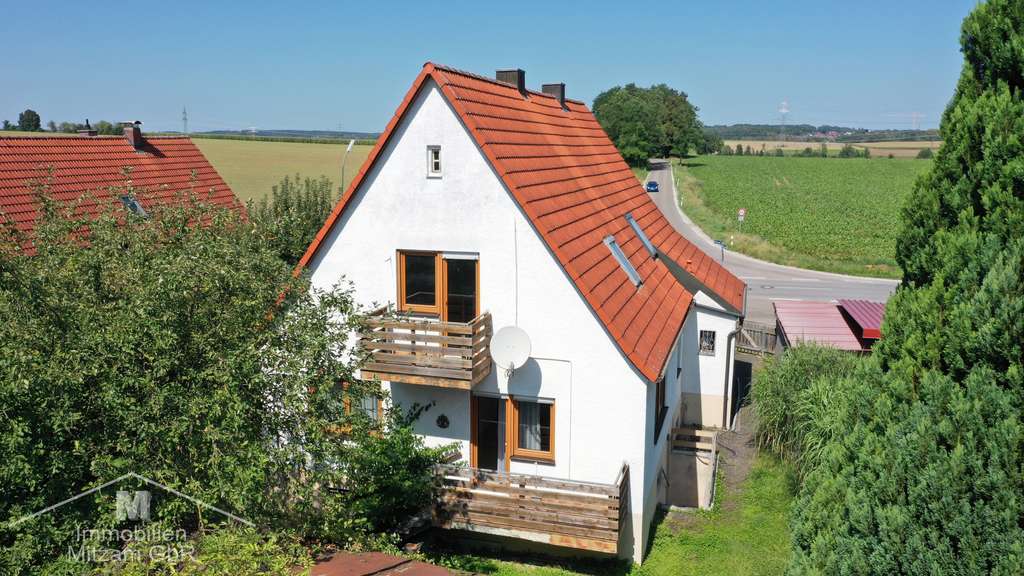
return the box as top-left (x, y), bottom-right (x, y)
top-left (752, 345), bottom-right (862, 474)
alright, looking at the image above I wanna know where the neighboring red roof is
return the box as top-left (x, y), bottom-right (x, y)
top-left (837, 299), bottom-right (885, 340)
top-left (773, 300), bottom-right (864, 351)
top-left (297, 63), bottom-right (746, 381)
top-left (0, 134), bottom-right (241, 243)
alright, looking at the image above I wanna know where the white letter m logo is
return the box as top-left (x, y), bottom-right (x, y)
top-left (116, 490), bottom-right (151, 522)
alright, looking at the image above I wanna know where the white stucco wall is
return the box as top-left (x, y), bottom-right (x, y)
top-left (305, 79), bottom-right (656, 561)
top-left (678, 293), bottom-right (740, 429)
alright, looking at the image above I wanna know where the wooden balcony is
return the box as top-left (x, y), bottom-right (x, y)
top-left (359, 311), bottom-right (492, 389)
top-left (433, 463), bottom-right (629, 555)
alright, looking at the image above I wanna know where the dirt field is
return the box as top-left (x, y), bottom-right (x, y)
top-left (724, 139), bottom-right (941, 158)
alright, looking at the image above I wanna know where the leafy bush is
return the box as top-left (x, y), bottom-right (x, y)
top-left (247, 174), bottom-right (337, 265)
top-left (91, 528), bottom-right (312, 576)
top-left (915, 147), bottom-right (933, 159)
top-left (0, 179), bottom-right (446, 573)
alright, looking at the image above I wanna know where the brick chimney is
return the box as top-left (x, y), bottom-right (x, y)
top-left (542, 83), bottom-right (566, 109)
top-left (123, 121), bottom-right (143, 150)
top-left (78, 119), bottom-right (97, 137)
top-left (496, 69), bottom-right (526, 96)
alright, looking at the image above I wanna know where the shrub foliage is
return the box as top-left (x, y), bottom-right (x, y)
top-left (0, 179), bottom-right (446, 573)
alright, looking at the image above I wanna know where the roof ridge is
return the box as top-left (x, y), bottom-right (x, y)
top-left (427, 62), bottom-right (587, 106)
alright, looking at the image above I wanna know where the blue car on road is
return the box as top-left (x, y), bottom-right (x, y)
top-left (645, 181), bottom-right (659, 193)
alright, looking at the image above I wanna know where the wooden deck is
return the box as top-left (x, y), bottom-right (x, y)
top-left (433, 463), bottom-right (629, 554)
top-left (360, 312), bottom-right (492, 389)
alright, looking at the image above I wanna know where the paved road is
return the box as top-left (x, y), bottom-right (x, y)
top-left (645, 160), bottom-right (899, 324)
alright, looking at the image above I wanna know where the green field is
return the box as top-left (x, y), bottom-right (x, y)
top-left (193, 138), bottom-right (373, 202)
top-left (674, 156), bottom-right (933, 277)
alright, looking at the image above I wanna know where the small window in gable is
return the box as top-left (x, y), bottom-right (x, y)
top-left (427, 145), bottom-right (442, 177)
top-left (699, 330), bottom-right (717, 356)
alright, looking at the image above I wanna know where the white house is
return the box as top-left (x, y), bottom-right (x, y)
top-left (297, 63), bottom-right (746, 563)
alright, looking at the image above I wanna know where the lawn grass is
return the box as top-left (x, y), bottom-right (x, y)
top-left (193, 138), bottom-right (373, 202)
top-left (674, 155), bottom-right (932, 278)
top-left (428, 454), bottom-right (794, 576)
top-left (631, 166), bottom-right (649, 183)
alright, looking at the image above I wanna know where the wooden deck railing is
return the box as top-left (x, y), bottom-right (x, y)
top-left (670, 426), bottom-right (718, 453)
top-left (359, 312), bottom-right (492, 389)
top-left (433, 463), bottom-right (628, 554)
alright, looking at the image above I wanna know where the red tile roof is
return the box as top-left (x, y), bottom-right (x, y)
top-left (838, 299), bottom-right (885, 340)
top-left (298, 63), bottom-right (746, 381)
top-left (773, 300), bottom-right (865, 351)
top-left (0, 134), bottom-right (241, 244)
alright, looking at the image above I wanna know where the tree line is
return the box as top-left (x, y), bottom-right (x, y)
top-left (2, 108), bottom-right (127, 135)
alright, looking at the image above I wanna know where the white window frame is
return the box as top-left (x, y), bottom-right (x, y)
top-left (427, 145), bottom-right (442, 178)
top-left (699, 330), bottom-right (717, 356)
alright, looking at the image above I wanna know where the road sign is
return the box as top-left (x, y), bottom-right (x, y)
top-left (738, 208), bottom-right (747, 222)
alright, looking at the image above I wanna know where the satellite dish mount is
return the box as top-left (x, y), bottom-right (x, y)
top-left (490, 326), bottom-right (531, 379)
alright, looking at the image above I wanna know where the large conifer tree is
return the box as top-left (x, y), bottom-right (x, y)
top-left (787, 2), bottom-right (1024, 573)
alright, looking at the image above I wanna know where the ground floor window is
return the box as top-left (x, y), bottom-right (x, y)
top-left (511, 398), bottom-right (554, 462)
top-left (654, 377), bottom-right (667, 442)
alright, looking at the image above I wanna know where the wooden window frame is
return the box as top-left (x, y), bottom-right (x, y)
top-left (510, 397), bottom-right (555, 463)
top-left (397, 251), bottom-right (443, 316)
top-left (398, 251), bottom-right (480, 322)
top-left (470, 395), bottom-right (512, 471)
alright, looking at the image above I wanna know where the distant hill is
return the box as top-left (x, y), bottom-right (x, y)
top-left (201, 129), bottom-right (380, 141)
top-left (705, 124), bottom-right (939, 143)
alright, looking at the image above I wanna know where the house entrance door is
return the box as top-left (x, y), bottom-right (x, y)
top-left (471, 395), bottom-right (507, 472)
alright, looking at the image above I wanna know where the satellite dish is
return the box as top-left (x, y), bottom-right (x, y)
top-left (490, 326), bottom-right (531, 378)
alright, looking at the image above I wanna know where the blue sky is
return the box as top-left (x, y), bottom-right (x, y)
top-left (1, 1), bottom-right (975, 133)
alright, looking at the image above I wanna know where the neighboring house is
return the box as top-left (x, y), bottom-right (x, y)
top-left (297, 63), bottom-right (746, 562)
top-left (0, 122), bottom-right (240, 248)
top-left (774, 299), bottom-right (885, 352)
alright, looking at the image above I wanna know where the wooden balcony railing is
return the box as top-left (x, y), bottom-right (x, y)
top-left (359, 311), bottom-right (492, 389)
top-left (433, 463), bottom-right (629, 555)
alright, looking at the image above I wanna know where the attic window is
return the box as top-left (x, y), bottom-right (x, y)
top-left (604, 235), bottom-right (642, 287)
top-left (119, 195), bottom-right (148, 218)
top-left (625, 212), bottom-right (657, 258)
top-left (427, 145), bottom-right (442, 178)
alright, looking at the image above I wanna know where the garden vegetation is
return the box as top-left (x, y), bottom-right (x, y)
top-left (0, 175), bottom-right (448, 574)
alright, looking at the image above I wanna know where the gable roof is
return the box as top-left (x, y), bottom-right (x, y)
top-left (297, 62), bottom-right (746, 381)
top-left (0, 134), bottom-right (241, 243)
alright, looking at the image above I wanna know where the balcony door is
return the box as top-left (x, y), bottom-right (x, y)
top-left (398, 251), bottom-right (478, 323)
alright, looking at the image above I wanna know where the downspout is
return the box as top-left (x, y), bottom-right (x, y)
top-left (721, 324), bottom-right (740, 430)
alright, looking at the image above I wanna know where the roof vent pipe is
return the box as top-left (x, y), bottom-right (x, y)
top-left (78, 119), bottom-right (97, 137)
top-left (542, 83), bottom-right (566, 108)
top-left (123, 121), bottom-right (144, 150)
top-left (496, 69), bottom-right (527, 95)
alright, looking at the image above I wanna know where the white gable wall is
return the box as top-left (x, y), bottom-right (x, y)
top-left (306, 79), bottom-right (655, 561)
